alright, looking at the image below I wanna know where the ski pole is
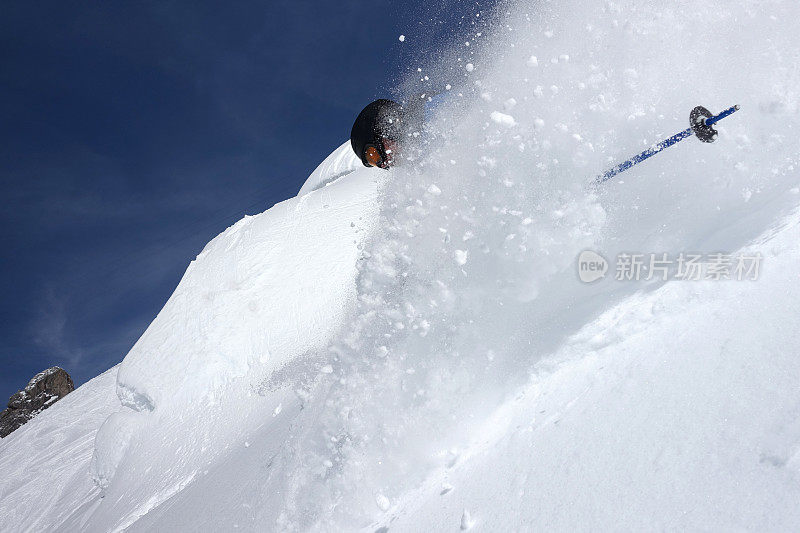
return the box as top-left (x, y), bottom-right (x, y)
top-left (595, 104), bottom-right (740, 185)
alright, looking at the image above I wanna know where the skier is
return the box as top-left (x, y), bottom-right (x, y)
top-left (350, 91), bottom-right (445, 169)
top-left (350, 97), bottom-right (429, 169)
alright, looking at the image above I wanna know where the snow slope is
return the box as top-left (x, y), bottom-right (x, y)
top-left (2, 0), bottom-right (800, 530)
top-left (382, 208), bottom-right (800, 531)
top-left (0, 367), bottom-right (119, 531)
top-left (84, 166), bottom-right (383, 532)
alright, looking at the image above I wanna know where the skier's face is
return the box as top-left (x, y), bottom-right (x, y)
top-left (364, 144), bottom-right (387, 169)
top-left (364, 138), bottom-right (399, 169)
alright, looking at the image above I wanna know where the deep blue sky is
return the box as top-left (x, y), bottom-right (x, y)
top-left (0, 1), bottom-right (496, 401)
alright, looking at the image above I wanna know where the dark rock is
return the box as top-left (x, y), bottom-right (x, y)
top-left (0, 367), bottom-right (74, 438)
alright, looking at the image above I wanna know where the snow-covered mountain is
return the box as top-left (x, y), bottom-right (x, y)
top-left (2, 0), bottom-right (800, 530)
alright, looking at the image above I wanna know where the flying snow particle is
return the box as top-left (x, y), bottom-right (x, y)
top-left (461, 509), bottom-right (476, 530)
top-left (490, 111), bottom-right (517, 127)
top-left (446, 84), bottom-right (452, 90)
top-left (455, 250), bottom-right (469, 265)
top-left (376, 494), bottom-right (391, 511)
top-left (419, 319), bottom-right (430, 336)
top-left (465, 63), bottom-right (475, 72)
top-left (399, 35), bottom-right (406, 42)
top-left (427, 184), bottom-right (442, 196)
top-left (527, 55), bottom-right (539, 67)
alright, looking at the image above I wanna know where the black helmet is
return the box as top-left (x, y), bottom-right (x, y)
top-left (351, 99), bottom-right (405, 167)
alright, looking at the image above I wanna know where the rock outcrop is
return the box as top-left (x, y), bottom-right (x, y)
top-left (0, 367), bottom-right (74, 438)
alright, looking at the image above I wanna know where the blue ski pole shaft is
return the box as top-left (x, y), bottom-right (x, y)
top-left (596, 127), bottom-right (694, 184)
top-left (595, 104), bottom-right (740, 185)
top-left (704, 105), bottom-right (739, 126)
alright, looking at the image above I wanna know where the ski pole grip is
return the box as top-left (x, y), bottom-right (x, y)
top-left (704, 105), bottom-right (740, 127)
